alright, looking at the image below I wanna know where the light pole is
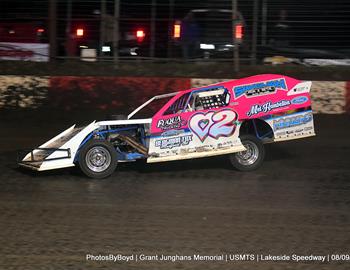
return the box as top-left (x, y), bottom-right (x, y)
top-left (232, 0), bottom-right (239, 72)
top-left (49, 0), bottom-right (57, 61)
top-left (99, 0), bottom-right (107, 58)
top-left (113, 0), bottom-right (120, 68)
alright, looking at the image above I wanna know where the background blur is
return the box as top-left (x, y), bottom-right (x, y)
top-left (0, 3), bottom-right (350, 270)
top-left (1, 0), bottom-right (350, 67)
top-left (0, 0), bottom-right (349, 121)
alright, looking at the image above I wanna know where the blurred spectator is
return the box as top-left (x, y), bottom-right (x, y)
top-left (180, 12), bottom-right (199, 59)
top-left (65, 33), bottom-right (78, 57)
top-left (269, 9), bottom-right (292, 47)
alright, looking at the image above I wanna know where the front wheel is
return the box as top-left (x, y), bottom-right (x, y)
top-left (79, 140), bottom-right (117, 179)
top-left (229, 135), bottom-right (265, 171)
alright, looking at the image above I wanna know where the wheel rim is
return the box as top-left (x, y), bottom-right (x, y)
top-left (85, 146), bottom-right (111, 172)
top-left (235, 141), bottom-right (259, 166)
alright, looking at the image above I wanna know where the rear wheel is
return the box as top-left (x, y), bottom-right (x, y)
top-left (230, 135), bottom-right (265, 171)
top-left (79, 140), bottom-right (117, 179)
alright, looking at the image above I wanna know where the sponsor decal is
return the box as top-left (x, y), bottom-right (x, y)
top-left (0, 42), bottom-right (49, 62)
top-left (273, 112), bottom-right (313, 131)
top-left (247, 100), bottom-right (291, 117)
top-left (157, 116), bottom-right (186, 130)
top-left (233, 78), bottom-right (287, 99)
top-left (304, 126), bottom-right (313, 131)
top-left (275, 131), bottom-right (286, 137)
top-left (161, 129), bottom-right (184, 137)
top-left (291, 96), bottom-right (308, 105)
top-left (155, 135), bottom-right (193, 149)
top-left (189, 109), bottom-right (238, 142)
top-left (294, 128), bottom-right (304, 133)
top-left (0, 49), bottom-right (34, 57)
top-left (291, 85), bottom-right (307, 93)
top-left (287, 81), bottom-right (311, 96)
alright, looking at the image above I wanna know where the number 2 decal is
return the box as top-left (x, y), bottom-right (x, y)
top-left (189, 109), bottom-right (238, 142)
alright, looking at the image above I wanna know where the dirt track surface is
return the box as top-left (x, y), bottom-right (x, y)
top-left (0, 114), bottom-right (349, 270)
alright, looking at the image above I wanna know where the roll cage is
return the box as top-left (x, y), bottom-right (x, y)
top-left (160, 85), bottom-right (231, 116)
top-left (127, 92), bottom-right (179, 119)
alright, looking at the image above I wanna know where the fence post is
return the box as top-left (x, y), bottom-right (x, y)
top-left (113, 0), bottom-right (120, 68)
top-left (65, 0), bottom-right (72, 57)
top-left (167, 0), bottom-right (174, 58)
top-left (150, 0), bottom-right (156, 58)
top-left (99, 0), bottom-right (107, 58)
top-left (251, 0), bottom-right (258, 65)
top-left (49, 0), bottom-right (57, 61)
top-left (261, 0), bottom-right (267, 46)
top-left (232, 0), bottom-right (239, 72)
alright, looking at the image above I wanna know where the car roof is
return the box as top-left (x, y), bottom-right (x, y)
top-left (190, 9), bottom-right (232, 13)
top-left (188, 9), bottom-right (244, 20)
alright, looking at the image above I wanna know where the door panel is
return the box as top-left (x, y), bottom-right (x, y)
top-left (148, 107), bottom-right (244, 162)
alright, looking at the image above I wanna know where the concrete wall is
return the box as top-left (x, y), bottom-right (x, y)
top-left (0, 76), bottom-right (348, 115)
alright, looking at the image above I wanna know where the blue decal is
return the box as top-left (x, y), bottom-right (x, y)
top-left (234, 78), bottom-right (287, 98)
top-left (155, 135), bottom-right (193, 149)
top-left (291, 96), bottom-right (308, 105)
top-left (273, 112), bottom-right (313, 131)
top-left (161, 129), bottom-right (184, 137)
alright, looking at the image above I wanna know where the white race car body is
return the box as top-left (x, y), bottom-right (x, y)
top-left (19, 74), bottom-right (315, 177)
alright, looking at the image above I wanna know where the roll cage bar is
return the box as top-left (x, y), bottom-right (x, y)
top-left (127, 85), bottom-right (230, 120)
top-left (127, 92), bottom-right (179, 119)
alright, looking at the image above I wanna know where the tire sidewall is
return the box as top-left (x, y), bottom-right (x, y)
top-left (230, 135), bottom-right (265, 171)
top-left (79, 140), bottom-right (117, 179)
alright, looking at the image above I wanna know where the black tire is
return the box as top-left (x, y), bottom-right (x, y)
top-left (79, 139), bottom-right (117, 179)
top-left (229, 135), bottom-right (265, 171)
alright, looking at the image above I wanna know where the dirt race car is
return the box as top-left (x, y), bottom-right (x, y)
top-left (19, 74), bottom-right (315, 178)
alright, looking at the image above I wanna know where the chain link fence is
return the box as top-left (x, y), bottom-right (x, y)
top-left (1, 0), bottom-right (350, 68)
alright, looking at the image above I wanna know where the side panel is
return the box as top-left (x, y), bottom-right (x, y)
top-left (231, 76), bottom-right (309, 118)
top-left (147, 74), bottom-right (316, 162)
top-left (231, 76), bottom-right (315, 142)
top-left (21, 121), bottom-right (99, 171)
top-left (266, 109), bottom-right (315, 142)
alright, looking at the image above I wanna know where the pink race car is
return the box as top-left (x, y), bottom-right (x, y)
top-left (19, 74), bottom-right (315, 178)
